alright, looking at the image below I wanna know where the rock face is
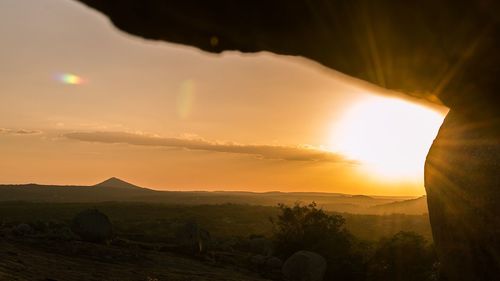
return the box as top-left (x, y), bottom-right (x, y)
top-left (282, 251), bottom-right (326, 281)
top-left (74, 1), bottom-right (500, 279)
top-left (425, 108), bottom-right (500, 280)
top-left (76, 0), bottom-right (500, 108)
top-left (71, 209), bottom-right (113, 243)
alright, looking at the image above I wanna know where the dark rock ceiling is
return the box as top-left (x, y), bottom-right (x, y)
top-left (77, 0), bottom-right (500, 113)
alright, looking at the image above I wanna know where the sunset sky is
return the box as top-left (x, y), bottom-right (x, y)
top-left (0, 0), bottom-right (448, 195)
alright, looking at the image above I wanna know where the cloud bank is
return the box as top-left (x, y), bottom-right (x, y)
top-left (0, 128), bottom-right (42, 135)
top-left (65, 131), bottom-right (352, 163)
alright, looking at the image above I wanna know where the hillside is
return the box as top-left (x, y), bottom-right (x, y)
top-left (0, 178), bottom-right (426, 215)
top-left (369, 196), bottom-right (428, 215)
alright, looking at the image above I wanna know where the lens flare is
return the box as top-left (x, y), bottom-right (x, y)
top-left (56, 73), bottom-right (84, 85)
top-left (177, 79), bottom-right (196, 119)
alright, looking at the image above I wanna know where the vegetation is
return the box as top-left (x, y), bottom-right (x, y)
top-left (0, 201), bottom-right (438, 280)
top-left (271, 202), bottom-right (365, 280)
top-left (271, 202), bottom-right (438, 281)
top-left (0, 201), bottom-right (431, 241)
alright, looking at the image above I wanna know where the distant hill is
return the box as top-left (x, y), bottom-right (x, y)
top-left (94, 177), bottom-right (143, 189)
top-left (0, 178), bottom-right (427, 215)
top-left (369, 196), bottom-right (428, 215)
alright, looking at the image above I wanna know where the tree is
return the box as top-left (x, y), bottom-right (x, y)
top-left (271, 202), bottom-right (365, 281)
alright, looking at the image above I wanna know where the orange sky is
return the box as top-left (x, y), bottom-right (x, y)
top-left (0, 0), bottom-right (447, 195)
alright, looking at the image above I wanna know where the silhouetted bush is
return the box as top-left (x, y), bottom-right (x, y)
top-left (367, 231), bottom-right (437, 281)
top-left (271, 202), bottom-right (365, 280)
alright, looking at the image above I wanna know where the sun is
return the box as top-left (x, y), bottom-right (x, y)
top-left (330, 96), bottom-right (447, 181)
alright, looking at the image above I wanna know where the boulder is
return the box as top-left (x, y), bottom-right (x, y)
top-left (282, 251), bottom-right (327, 281)
top-left (425, 108), bottom-right (500, 280)
top-left (175, 222), bottom-right (211, 254)
top-left (12, 223), bottom-right (33, 236)
top-left (71, 209), bottom-right (113, 243)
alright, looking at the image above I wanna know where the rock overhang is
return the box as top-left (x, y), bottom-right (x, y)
top-left (75, 0), bottom-right (500, 112)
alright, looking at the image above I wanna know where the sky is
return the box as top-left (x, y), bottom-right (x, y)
top-left (0, 0), bottom-right (448, 195)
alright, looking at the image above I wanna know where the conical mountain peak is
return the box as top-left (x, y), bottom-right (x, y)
top-left (95, 177), bottom-right (142, 189)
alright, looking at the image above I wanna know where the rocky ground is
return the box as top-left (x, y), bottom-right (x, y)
top-left (0, 237), bottom-right (270, 281)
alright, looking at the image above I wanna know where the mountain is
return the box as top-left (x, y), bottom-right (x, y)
top-left (369, 196), bottom-right (428, 215)
top-left (0, 180), bottom-right (425, 214)
top-left (94, 177), bottom-right (143, 189)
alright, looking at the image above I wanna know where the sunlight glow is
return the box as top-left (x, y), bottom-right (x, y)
top-left (330, 96), bottom-right (447, 181)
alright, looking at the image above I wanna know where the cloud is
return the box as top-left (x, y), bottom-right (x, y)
top-left (0, 128), bottom-right (42, 135)
top-left (65, 131), bottom-right (353, 163)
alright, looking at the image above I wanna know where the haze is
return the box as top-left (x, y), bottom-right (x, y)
top-left (0, 0), bottom-right (447, 195)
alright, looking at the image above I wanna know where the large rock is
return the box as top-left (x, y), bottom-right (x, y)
top-left (425, 107), bottom-right (500, 280)
top-left (282, 251), bottom-right (326, 281)
top-left (71, 209), bottom-right (113, 243)
top-left (76, 0), bottom-right (500, 109)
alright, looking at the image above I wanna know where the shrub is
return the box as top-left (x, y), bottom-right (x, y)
top-left (271, 202), bottom-right (365, 280)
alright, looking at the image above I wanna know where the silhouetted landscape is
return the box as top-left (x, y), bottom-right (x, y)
top-left (0, 177), bottom-right (427, 215)
top-left (3, 0), bottom-right (500, 280)
top-left (0, 178), bottom-right (434, 280)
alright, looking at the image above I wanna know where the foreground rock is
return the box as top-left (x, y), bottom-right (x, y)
top-left (71, 209), bottom-right (113, 243)
top-left (282, 251), bottom-right (326, 281)
top-left (426, 108), bottom-right (500, 280)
